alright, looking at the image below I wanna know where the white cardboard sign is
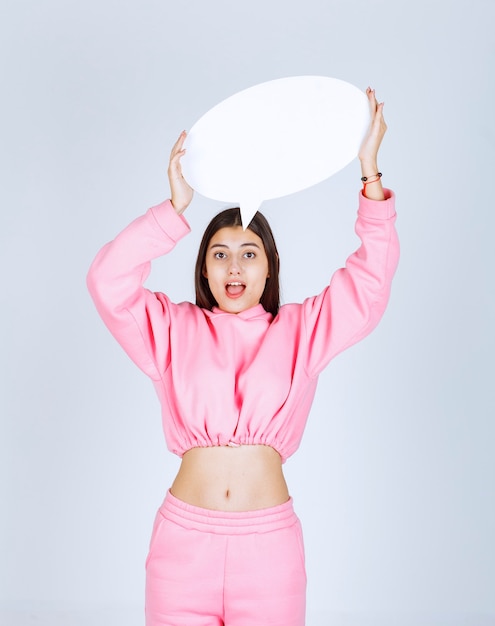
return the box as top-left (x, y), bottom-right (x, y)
top-left (181, 76), bottom-right (370, 227)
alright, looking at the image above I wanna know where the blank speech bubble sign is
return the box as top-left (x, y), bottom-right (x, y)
top-left (181, 76), bottom-right (370, 228)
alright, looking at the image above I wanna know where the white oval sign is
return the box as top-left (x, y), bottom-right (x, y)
top-left (181, 76), bottom-right (370, 227)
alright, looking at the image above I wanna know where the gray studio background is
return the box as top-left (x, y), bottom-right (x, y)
top-left (1, 0), bottom-right (494, 625)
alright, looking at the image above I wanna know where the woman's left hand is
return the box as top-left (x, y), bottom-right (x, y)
top-left (358, 88), bottom-right (387, 200)
top-left (358, 87), bottom-right (387, 167)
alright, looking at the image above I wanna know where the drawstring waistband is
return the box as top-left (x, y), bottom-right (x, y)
top-left (159, 490), bottom-right (298, 535)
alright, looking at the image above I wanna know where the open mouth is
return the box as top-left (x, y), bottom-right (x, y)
top-left (225, 281), bottom-right (246, 298)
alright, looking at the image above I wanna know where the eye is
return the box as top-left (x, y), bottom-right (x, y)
top-left (243, 251), bottom-right (256, 259)
top-left (213, 251), bottom-right (227, 259)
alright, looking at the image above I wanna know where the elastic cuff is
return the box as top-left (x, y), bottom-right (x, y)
top-left (149, 199), bottom-right (191, 241)
top-left (358, 188), bottom-right (396, 220)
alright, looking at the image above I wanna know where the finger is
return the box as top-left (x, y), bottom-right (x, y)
top-left (171, 148), bottom-right (186, 161)
top-left (375, 102), bottom-right (385, 124)
top-left (366, 87), bottom-right (379, 116)
top-left (169, 148), bottom-right (186, 170)
top-left (371, 94), bottom-right (378, 117)
top-left (170, 131), bottom-right (187, 158)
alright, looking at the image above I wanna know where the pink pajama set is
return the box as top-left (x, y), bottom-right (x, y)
top-left (87, 190), bottom-right (399, 625)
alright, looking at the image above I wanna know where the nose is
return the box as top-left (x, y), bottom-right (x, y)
top-left (228, 262), bottom-right (241, 275)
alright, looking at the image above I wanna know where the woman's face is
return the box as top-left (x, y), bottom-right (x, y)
top-left (203, 226), bottom-right (270, 314)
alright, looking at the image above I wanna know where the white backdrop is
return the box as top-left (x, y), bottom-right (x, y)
top-left (1, 1), bottom-right (494, 625)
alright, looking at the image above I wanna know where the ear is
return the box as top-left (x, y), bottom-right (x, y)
top-left (202, 266), bottom-right (208, 278)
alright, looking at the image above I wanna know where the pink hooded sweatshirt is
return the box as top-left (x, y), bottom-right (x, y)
top-left (87, 191), bottom-right (399, 462)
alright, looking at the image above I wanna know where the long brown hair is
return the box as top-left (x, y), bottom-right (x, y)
top-left (194, 208), bottom-right (280, 316)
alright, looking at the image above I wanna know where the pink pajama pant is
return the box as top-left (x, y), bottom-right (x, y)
top-left (145, 490), bottom-right (307, 626)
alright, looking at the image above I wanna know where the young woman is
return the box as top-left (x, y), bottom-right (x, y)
top-left (87, 88), bottom-right (399, 626)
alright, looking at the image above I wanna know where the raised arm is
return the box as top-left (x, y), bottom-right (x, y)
top-left (87, 133), bottom-right (193, 379)
top-left (301, 89), bottom-right (399, 376)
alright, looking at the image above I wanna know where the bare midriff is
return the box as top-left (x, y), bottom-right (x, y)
top-left (170, 444), bottom-right (290, 511)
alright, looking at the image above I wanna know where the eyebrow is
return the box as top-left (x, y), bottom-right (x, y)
top-left (209, 242), bottom-right (261, 249)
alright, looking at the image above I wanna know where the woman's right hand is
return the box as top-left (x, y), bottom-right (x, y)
top-left (168, 131), bottom-right (193, 215)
